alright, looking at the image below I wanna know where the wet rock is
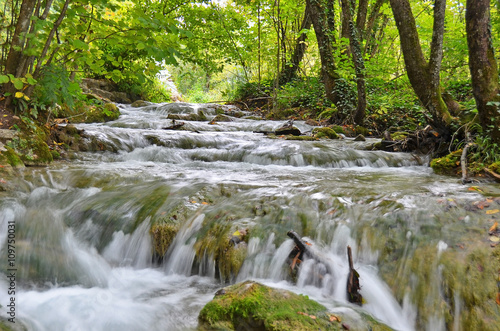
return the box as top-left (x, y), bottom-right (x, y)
top-left (354, 134), bottom-right (366, 142)
top-left (167, 110), bottom-right (207, 121)
top-left (131, 100), bottom-right (152, 108)
top-left (275, 120), bottom-right (302, 136)
top-left (211, 114), bottom-right (234, 122)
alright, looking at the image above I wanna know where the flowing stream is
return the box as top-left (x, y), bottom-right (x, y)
top-left (0, 102), bottom-right (498, 331)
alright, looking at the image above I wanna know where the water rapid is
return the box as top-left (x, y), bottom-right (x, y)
top-left (1, 102), bottom-right (498, 330)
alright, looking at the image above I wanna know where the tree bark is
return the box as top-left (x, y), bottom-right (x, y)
top-left (279, 4), bottom-right (312, 85)
top-left (341, 0), bottom-right (366, 124)
top-left (306, 0), bottom-right (341, 106)
top-left (389, 0), bottom-right (452, 136)
top-left (355, 0), bottom-right (369, 42)
top-left (466, 0), bottom-right (500, 143)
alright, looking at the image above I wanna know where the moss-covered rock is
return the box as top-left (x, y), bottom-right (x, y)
top-left (194, 223), bottom-right (247, 282)
top-left (1, 147), bottom-right (24, 168)
top-left (198, 281), bottom-right (332, 331)
top-left (150, 219), bottom-right (181, 260)
top-left (430, 150), bottom-right (462, 175)
top-left (7, 133), bottom-right (52, 166)
top-left (312, 127), bottom-right (339, 139)
top-left (198, 281), bottom-right (393, 331)
top-left (131, 100), bottom-right (151, 107)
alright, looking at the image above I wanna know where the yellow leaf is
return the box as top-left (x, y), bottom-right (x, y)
top-left (201, 201), bottom-right (209, 205)
top-left (486, 209), bottom-right (500, 215)
top-left (190, 200), bottom-right (197, 204)
top-left (14, 91), bottom-right (24, 98)
top-left (23, 95), bottom-right (30, 101)
top-left (469, 186), bottom-right (483, 192)
top-left (489, 236), bottom-right (500, 243)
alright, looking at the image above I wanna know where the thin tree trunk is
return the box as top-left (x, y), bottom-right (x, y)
top-left (3, 0), bottom-right (37, 107)
top-left (341, 0), bottom-right (366, 124)
top-left (279, 4), bottom-right (312, 85)
top-left (466, 0), bottom-right (500, 143)
top-left (356, 0), bottom-right (369, 42)
top-left (389, 0), bottom-right (452, 135)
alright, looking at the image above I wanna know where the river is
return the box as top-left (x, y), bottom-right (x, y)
top-left (0, 102), bottom-right (498, 330)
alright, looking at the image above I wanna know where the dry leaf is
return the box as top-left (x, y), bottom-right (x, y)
top-left (190, 200), bottom-right (197, 204)
top-left (329, 314), bottom-right (340, 322)
top-left (469, 186), bottom-right (483, 192)
top-left (201, 202), bottom-right (209, 205)
top-left (474, 201), bottom-right (490, 209)
top-left (489, 222), bottom-right (498, 234)
top-left (487, 209), bottom-right (500, 215)
top-left (496, 292), bottom-right (500, 305)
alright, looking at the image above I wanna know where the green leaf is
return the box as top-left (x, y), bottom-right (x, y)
top-left (137, 43), bottom-right (145, 50)
top-left (72, 39), bottom-right (89, 50)
top-left (12, 78), bottom-right (24, 90)
top-left (0, 75), bottom-right (9, 84)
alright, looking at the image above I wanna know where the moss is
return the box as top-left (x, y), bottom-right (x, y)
top-left (2, 147), bottom-right (24, 168)
top-left (198, 281), bottom-right (333, 331)
top-left (312, 127), bottom-right (339, 139)
top-left (392, 131), bottom-right (409, 141)
top-left (78, 103), bottom-right (121, 123)
top-left (430, 150), bottom-right (462, 175)
top-left (8, 133), bottom-right (52, 165)
top-left (150, 219), bottom-right (180, 258)
top-left (488, 161), bottom-right (500, 174)
top-left (355, 126), bottom-right (370, 136)
top-left (199, 281), bottom-right (392, 331)
top-left (284, 135), bottom-right (317, 141)
top-left (194, 222), bottom-right (247, 282)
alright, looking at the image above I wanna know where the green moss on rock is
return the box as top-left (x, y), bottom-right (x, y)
top-left (430, 150), bottom-right (462, 175)
top-left (2, 147), bottom-right (24, 168)
top-left (150, 219), bottom-right (181, 259)
top-left (312, 127), bottom-right (339, 139)
top-left (198, 281), bottom-right (333, 331)
top-left (199, 281), bottom-right (393, 331)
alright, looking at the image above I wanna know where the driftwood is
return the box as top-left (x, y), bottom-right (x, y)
top-left (346, 246), bottom-right (362, 305)
top-left (287, 230), bottom-right (333, 275)
top-left (162, 119), bottom-right (185, 130)
top-left (484, 168), bottom-right (500, 182)
top-left (287, 231), bottom-right (362, 306)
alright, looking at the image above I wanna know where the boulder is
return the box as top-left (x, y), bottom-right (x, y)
top-left (198, 281), bottom-right (393, 331)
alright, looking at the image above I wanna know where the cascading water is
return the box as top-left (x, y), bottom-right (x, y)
top-left (1, 102), bottom-right (498, 330)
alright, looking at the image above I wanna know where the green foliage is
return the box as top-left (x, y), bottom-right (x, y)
top-left (32, 65), bottom-right (82, 110)
top-left (277, 78), bottom-right (327, 111)
top-left (445, 80), bottom-right (474, 102)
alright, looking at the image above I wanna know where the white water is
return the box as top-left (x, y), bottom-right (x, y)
top-left (0, 102), bottom-right (494, 330)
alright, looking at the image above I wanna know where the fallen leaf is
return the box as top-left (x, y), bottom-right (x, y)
top-left (489, 222), bottom-right (498, 234)
top-left (487, 209), bottom-right (500, 215)
top-left (469, 186), bottom-right (484, 192)
top-left (329, 314), bottom-right (341, 322)
top-left (489, 236), bottom-right (500, 243)
top-left (474, 201), bottom-right (490, 209)
top-left (201, 202), bottom-right (209, 205)
top-left (496, 292), bottom-right (500, 305)
top-left (190, 200), bottom-right (197, 203)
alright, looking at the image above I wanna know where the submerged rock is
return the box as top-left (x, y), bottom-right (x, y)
top-left (198, 281), bottom-right (393, 331)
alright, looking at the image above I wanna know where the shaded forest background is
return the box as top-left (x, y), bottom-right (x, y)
top-left (1, 0), bottom-right (500, 172)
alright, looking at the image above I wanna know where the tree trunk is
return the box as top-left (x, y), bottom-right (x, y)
top-left (2, 0), bottom-right (37, 107)
top-left (355, 0), bottom-right (369, 42)
top-left (341, 0), bottom-right (366, 124)
top-left (466, 0), bottom-right (500, 143)
top-left (306, 0), bottom-right (341, 106)
top-left (279, 4), bottom-right (312, 85)
top-left (389, 0), bottom-right (452, 136)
